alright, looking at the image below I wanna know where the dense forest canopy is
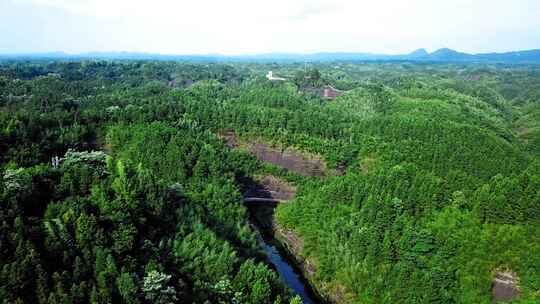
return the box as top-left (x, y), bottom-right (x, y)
top-left (1, 59), bottom-right (539, 303)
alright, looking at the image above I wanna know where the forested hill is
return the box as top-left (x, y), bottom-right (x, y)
top-left (1, 60), bottom-right (539, 303)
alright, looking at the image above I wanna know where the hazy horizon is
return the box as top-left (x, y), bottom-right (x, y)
top-left (1, 0), bottom-right (540, 55)
top-left (3, 47), bottom-right (540, 57)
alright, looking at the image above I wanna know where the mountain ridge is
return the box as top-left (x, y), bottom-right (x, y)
top-left (2, 48), bottom-right (540, 63)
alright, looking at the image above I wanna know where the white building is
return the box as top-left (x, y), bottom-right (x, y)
top-left (266, 71), bottom-right (286, 81)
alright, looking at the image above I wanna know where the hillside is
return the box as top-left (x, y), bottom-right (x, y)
top-left (0, 60), bottom-right (539, 303)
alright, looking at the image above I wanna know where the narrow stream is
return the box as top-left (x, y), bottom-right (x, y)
top-left (247, 204), bottom-right (321, 303)
top-left (240, 172), bottom-right (322, 303)
top-left (258, 233), bottom-right (318, 304)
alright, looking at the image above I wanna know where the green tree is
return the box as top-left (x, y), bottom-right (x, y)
top-left (117, 270), bottom-right (140, 304)
top-left (142, 270), bottom-right (178, 304)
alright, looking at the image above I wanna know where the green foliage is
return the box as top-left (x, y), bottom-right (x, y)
top-left (116, 270), bottom-right (140, 304)
top-left (232, 259), bottom-right (286, 304)
top-left (1, 60), bottom-right (539, 304)
top-left (142, 270), bottom-right (178, 304)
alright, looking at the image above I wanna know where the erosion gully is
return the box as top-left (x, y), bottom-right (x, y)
top-left (225, 132), bottom-right (329, 303)
top-left (242, 175), bottom-right (324, 304)
top-left (258, 227), bottom-right (319, 304)
top-left (248, 203), bottom-right (322, 304)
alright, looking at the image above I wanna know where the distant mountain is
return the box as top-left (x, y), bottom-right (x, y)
top-left (407, 48), bottom-right (430, 58)
top-left (289, 49), bottom-right (540, 63)
top-left (475, 49), bottom-right (540, 63)
top-left (428, 48), bottom-right (473, 61)
top-left (2, 48), bottom-right (540, 63)
top-left (420, 48), bottom-right (540, 63)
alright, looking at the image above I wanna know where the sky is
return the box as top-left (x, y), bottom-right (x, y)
top-left (1, 0), bottom-right (540, 55)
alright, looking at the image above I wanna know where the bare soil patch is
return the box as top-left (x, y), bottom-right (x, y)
top-left (220, 131), bottom-right (240, 148)
top-left (219, 131), bottom-right (328, 177)
top-left (245, 175), bottom-right (297, 201)
top-left (492, 271), bottom-right (520, 303)
top-left (249, 143), bottom-right (327, 177)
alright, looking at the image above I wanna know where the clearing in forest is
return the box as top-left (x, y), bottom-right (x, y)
top-left (220, 131), bottom-right (327, 177)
